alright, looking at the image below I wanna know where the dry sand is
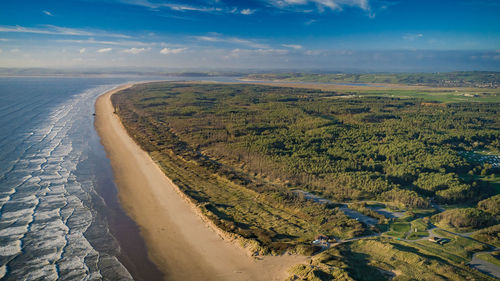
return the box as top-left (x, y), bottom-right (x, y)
top-left (95, 83), bottom-right (307, 281)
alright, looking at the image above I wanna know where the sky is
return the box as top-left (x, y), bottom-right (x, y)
top-left (0, 0), bottom-right (499, 71)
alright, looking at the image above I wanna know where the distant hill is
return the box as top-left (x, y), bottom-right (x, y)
top-left (244, 71), bottom-right (500, 88)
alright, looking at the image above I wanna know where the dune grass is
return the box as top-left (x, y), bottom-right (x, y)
top-left (471, 224), bottom-right (500, 248)
top-left (322, 238), bottom-right (494, 280)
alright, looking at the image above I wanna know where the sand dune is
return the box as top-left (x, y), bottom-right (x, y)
top-left (94, 83), bottom-right (307, 281)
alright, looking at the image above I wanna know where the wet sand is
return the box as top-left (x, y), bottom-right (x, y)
top-left (94, 83), bottom-right (307, 281)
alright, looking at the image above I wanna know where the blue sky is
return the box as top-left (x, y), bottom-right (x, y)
top-left (0, 0), bottom-right (499, 71)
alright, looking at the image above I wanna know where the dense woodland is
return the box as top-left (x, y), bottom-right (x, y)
top-left (112, 82), bottom-right (500, 256)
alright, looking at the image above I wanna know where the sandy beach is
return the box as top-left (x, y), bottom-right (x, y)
top-left (94, 83), bottom-right (307, 281)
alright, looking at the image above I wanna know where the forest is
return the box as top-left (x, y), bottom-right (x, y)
top-left (112, 82), bottom-right (499, 279)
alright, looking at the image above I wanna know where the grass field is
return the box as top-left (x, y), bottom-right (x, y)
top-left (358, 89), bottom-right (500, 103)
top-left (245, 72), bottom-right (500, 89)
top-left (406, 231), bottom-right (429, 240)
top-left (385, 222), bottom-right (411, 238)
top-left (406, 219), bottom-right (430, 240)
top-left (414, 229), bottom-right (488, 263)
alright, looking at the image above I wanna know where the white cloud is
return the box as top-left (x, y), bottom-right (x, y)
top-left (194, 34), bottom-right (269, 49)
top-left (160, 47), bottom-right (186, 54)
top-left (42, 10), bottom-right (53, 16)
top-left (241, 8), bottom-right (256, 15)
top-left (269, 0), bottom-right (370, 12)
top-left (403, 33), bottom-right (424, 41)
top-left (305, 19), bottom-right (317, 25)
top-left (167, 4), bottom-right (221, 12)
top-left (227, 48), bottom-right (289, 58)
top-left (113, 0), bottom-right (160, 9)
top-left (0, 38), bottom-right (8, 42)
top-left (0, 49), bottom-right (2, 54)
top-left (117, 0), bottom-right (248, 15)
top-left (10, 48), bottom-right (20, 53)
top-left (305, 50), bottom-right (322, 55)
top-left (56, 38), bottom-right (150, 47)
top-left (118, 0), bottom-right (223, 12)
top-left (97, 48), bottom-right (112, 53)
top-left (282, 44), bottom-right (303, 49)
top-left (79, 48), bottom-right (86, 54)
top-left (195, 36), bottom-right (218, 42)
top-left (256, 48), bottom-right (289, 55)
top-left (123, 47), bottom-right (148, 54)
top-left (0, 25), bottom-right (130, 38)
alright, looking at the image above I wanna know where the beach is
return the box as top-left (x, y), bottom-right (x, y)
top-left (94, 83), bottom-right (307, 281)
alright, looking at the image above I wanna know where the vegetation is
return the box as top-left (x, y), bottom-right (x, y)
top-left (476, 251), bottom-right (500, 267)
top-left (385, 222), bottom-right (411, 239)
top-left (405, 219), bottom-right (430, 240)
top-left (432, 208), bottom-right (497, 232)
top-left (477, 194), bottom-right (500, 216)
top-left (350, 239), bottom-right (491, 280)
top-left (303, 239), bottom-right (494, 280)
top-left (112, 82), bottom-right (500, 279)
top-left (414, 229), bottom-right (488, 263)
top-left (245, 71), bottom-right (500, 88)
top-left (471, 224), bottom-right (500, 248)
top-left (348, 202), bottom-right (387, 224)
top-left (114, 83), bottom-right (499, 206)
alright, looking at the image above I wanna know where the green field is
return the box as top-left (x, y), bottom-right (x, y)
top-left (414, 229), bottom-right (488, 263)
top-left (245, 71), bottom-right (500, 88)
top-left (405, 219), bottom-right (430, 240)
top-left (385, 222), bottom-right (410, 238)
top-left (357, 89), bottom-right (500, 103)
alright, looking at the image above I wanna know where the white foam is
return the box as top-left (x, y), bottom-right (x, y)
top-left (0, 225), bottom-right (28, 237)
top-left (9, 194), bottom-right (37, 203)
top-left (1, 206), bottom-right (36, 220)
top-left (0, 239), bottom-right (21, 256)
top-left (0, 83), bottom-right (133, 279)
top-left (22, 264), bottom-right (58, 280)
top-left (33, 208), bottom-right (61, 221)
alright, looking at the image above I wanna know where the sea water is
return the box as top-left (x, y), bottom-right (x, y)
top-left (0, 77), bottom-right (151, 280)
top-left (0, 76), bottom-right (246, 280)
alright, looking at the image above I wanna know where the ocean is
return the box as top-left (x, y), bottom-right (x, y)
top-left (0, 77), bottom-right (164, 280)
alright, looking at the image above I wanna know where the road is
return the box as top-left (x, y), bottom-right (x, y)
top-left (293, 189), bottom-right (500, 278)
top-left (470, 250), bottom-right (500, 279)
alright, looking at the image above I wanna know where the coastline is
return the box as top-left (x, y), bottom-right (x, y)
top-left (94, 83), bottom-right (307, 281)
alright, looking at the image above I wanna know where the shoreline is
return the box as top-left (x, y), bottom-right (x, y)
top-left (94, 82), bottom-right (307, 281)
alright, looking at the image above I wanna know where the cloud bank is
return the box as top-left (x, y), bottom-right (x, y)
top-left (123, 47), bottom-right (148, 54)
top-left (97, 48), bottom-right (112, 53)
top-left (160, 47), bottom-right (186, 54)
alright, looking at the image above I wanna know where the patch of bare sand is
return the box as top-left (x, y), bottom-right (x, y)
top-left (95, 83), bottom-right (307, 281)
